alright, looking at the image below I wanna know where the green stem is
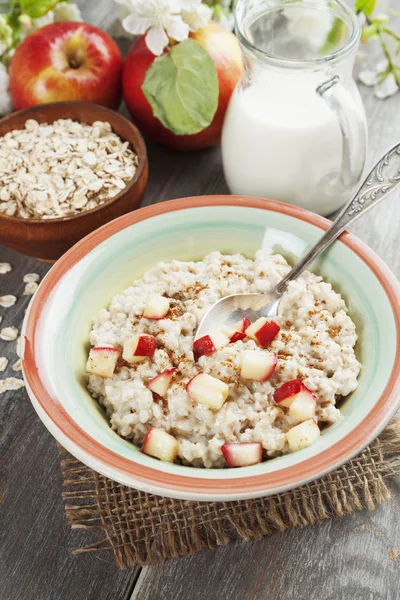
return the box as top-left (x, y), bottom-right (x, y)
top-left (378, 29), bottom-right (400, 85)
top-left (382, 26), bottom-right (400, 43)
top-left (376, 3), bottom-right (400, 18)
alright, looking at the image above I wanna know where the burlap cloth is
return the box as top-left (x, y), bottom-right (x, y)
top-left (60, 419), bottom-right (400, 568)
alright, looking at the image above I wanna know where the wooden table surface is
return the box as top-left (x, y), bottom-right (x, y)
top-left (1, 3), bottom-right (399, 599)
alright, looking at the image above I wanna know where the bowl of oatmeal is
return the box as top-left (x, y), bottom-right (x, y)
top-left (22, 196), bottom-right (400, 500)
top-left (0, 102), bottom-right (148, 261)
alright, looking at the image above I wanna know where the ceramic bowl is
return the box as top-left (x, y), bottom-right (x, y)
top-left (0, 102), bottom-right (148, 262)
top-left (21, 196), bottom-right (400, 501)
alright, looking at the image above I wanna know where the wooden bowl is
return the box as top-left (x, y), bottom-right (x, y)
top-left (0, 102), bottom-right (148, 261)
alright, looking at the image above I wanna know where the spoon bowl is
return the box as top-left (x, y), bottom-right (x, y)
top-left (196, 142), bottom-right (400, 340)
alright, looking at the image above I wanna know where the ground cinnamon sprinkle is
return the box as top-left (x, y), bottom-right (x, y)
top-left (182, 282), bottom-right (209, 297)
top-left (166, 301), bottom-right (184, 319)
top-left (327, 325), bottom-right (342, 338)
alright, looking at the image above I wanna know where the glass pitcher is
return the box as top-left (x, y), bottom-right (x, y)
top-left (222, 0), bottom-right (367, 216)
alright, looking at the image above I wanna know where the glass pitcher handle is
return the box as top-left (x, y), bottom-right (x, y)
top-left (317, 75), bottom-right (366, 190)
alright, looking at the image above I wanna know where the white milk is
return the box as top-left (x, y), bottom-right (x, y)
top-left (222, 68), bottom-right (356, 215)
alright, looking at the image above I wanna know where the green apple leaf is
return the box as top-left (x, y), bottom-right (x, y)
top-left (354, 0), bottom-right (376, 17)
top-left (142, 39), bottom-right (219, 136)
top-left (20, 0), bottom-right (60, 18)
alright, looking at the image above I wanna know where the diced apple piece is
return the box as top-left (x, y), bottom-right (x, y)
top-left (274, 379), bottom-right (304, 405)
top-left (186, 372), bottom-right (230, 410)
top-left (86, 347), bottom-right (120, 378)
top-left (286, 419), bottom-right (321, 452)
top-left (147, 368), bottom-right (176, 398)
top-left (222, 326), bottom-right (246, 343)
top-left (273, 379), bottom-right (316, 420)
top-left (222, 442), bottom-right (263, 467)
top-left (223, 317), bottom-right (252, 343)
top-left (193, 330), bottom-right (230, 359)
top-left (143, 294), bottom-right (170, 320)
top-left (235, 316), bottom-right (251, 332)
top-left (122, 334), bottom-right (156, 364)
top-left (245, 317), bottom-right (280, 347)
top-left (288, 393), bottom-right (316, 421)
top-left (141, 426), bottom-right (179, 462)
top-left (240, 350), bottom-right (277, 382)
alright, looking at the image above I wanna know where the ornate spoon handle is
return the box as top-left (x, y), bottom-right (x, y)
top-left (276, 142), bottom-right (400, 294)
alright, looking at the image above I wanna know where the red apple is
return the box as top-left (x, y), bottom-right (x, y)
top-left (141, 426), bottom-right (179, 462)
top-left (286, 419), bottom-right (320, 452)
top-left (86, 347), bottom-right (120, 378)
top-left (122, 21), bottom-right (243, 151)
top-left (9, 22), bottom-right (123, 110)
top-left (245, 317), bottom-right (280, 347)
top-left (122, 334), bottom-right (156, 364)
top-left (222, 442), bottom-right (263, 467)
top-left (186, 372), bottom-right (229, 410)
top-left (274, 379), bottom-right (316, 422)
top-left (222, 317), bottom-right (252, 343)
top-left (193, 330), bottom-right (230, 359)
top-left (147, 368), bottom-right (176, 398)
top-left (240, 350), bottom-right (277, 382)
top-left (143, 295), bottom-right (170, 320)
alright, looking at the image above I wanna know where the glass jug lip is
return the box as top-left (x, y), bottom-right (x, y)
top-left (235, 0), bottom-right (361, 69)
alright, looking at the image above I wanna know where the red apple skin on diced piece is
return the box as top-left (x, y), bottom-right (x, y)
top-left (273, 378), bottom-right (304, 404)
top-left (274, 379), bottom-right (316, 421)
top-left (186, 372), bottom-right (230, 410)
top-left (227, 317), bottom-right (252, 342)
top-left (86, 347), bottom-right (120, 378)
top-left (240, 350), bottom-right (277, 382)
top-left (141, 426), bottom-right (179, 462)
top-left (222, 442), bottom-right (263, 467)
top-left (193, 331), bottom-right (229, 359)
top-left (229, 330), bottom-right (247, 343)
top-left (122, 334), bottom-right (156, 364)
top-left (143, 295), bottom-right (170, 320)
top-left (193, 335), bottom-right (216, 359)
top-left (147, 368), bottom-right (176, 398)
top-left (221, 325), bottom-right (246, 343)
top-left (245, 317), bottom-right (280, 347)
top-left (236, 317), bottom-right (251, 332)
top-left (286, 419), bottom-right (320, 452)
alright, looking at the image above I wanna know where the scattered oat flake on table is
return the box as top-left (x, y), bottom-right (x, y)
top-left (0, 356), bottom-right (8, 371)
top-left (0, 326), bottom-right (18, 341)
top-left (0, 377), bottom-right (25, 393)
top-left (23, 282), bottom-right (38, 295)
top-left (23, 273), bottom-right (40, 283)
top-left (389, 547), bottom-right (399, 562)
top-left (0, 263), bottom-right (12, 274)
top-left (16, 336), bottom-right (21, 357)
top-left (0, 294), bottom-right (17, 308)
top-left (12, 358), bottom-right (22, 372)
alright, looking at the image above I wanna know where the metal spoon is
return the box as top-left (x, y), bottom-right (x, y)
top-left (195, 142), bottom-right (400, 340)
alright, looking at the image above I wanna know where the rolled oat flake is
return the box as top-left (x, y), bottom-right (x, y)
top-left (0, 295), bottom-right (17, 308)
top-left (0, 326), bottom-right (19, 341)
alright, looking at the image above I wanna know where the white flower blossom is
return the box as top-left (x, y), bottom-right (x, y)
top-left (359, 59), bottom-right (399, 99)
top-left (53, 2), bottom-right (83, 22)
top-left (180, 1), bottom-right (212, 32)
top-left (0, 63), bottom-right (12, 117)
top-left (119, 0), bottom-right (190, 55)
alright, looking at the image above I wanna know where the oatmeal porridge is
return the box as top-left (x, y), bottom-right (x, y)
top-left (86, 251), bottom-right (361, 468)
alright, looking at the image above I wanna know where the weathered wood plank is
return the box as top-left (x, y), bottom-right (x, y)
top-left (1, 1), bottom-right (399, 599)
top-left (131, 492), bottom-right (400, 600)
